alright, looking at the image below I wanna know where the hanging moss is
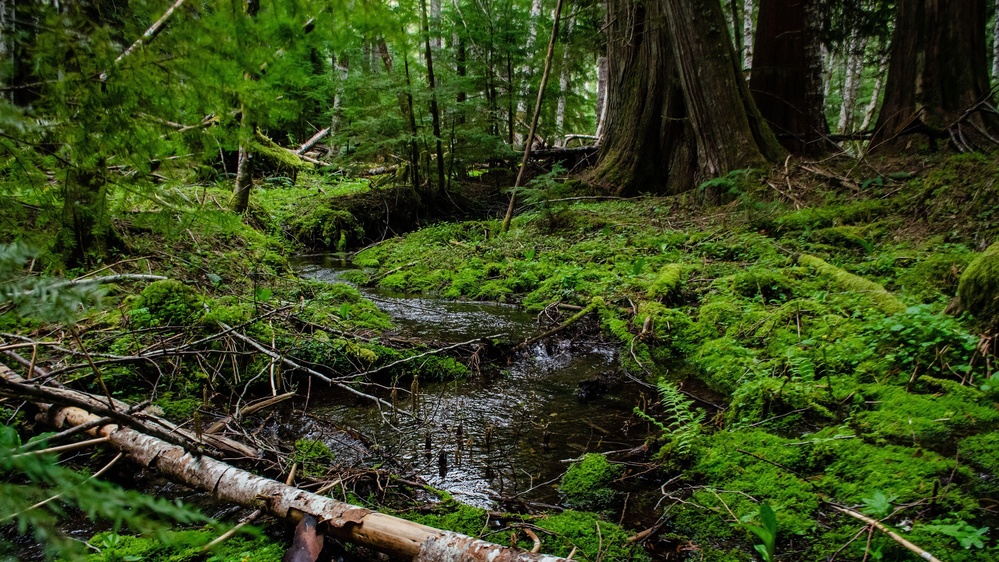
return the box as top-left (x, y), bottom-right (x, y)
top-left (957, 241), bottom-right (999, 326)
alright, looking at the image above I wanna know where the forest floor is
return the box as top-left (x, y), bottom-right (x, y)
top-left (3, 151), bottom-right (999, 561)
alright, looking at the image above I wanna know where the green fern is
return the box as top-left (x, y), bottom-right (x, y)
top-left (634, 379), bottom-right (705, 455)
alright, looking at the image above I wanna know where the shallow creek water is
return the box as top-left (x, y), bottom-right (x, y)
top-left (290, 255), bottom-right (653, 510)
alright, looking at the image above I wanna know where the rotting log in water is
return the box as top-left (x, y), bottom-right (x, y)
top-left (0, 368), bottom-right (566, 561)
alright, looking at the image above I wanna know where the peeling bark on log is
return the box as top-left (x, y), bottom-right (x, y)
top-left (3, 367), bottom-right (566, 561)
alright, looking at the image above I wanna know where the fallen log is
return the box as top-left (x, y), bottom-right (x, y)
top-left (2, 369), bottom-right (566, 561)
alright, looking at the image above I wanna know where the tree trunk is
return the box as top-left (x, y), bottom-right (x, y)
top-left (403, 53), bottom-right (422, 189)
top-left (515, 0), bottom-right (545, 144)
top-left (750, 0), bottom-right (830, 154)
top-left (729, 0), bottom-right (744, 69)
top-left (231, 1), bottom-right (259, 214)
top-left (742, 0), bottom-right (755, 72)
top-left (594, 55), bottom-right (608, 140)
top-left (837, 31), bottom-right (867, 134)
top-left (554, 4), bottom-right (579, 142)
top-left (420, 0), bottom-right (446, 194)
top-left (230, 144), bottom-right (254, 213)
top-left (872, 0), bottom-right (999, 150)
top-left (0, 368), bottom-right (565, 562)
top-left (329, 53), bottom-right (349, 155)
top-left (993, 0), bottom-right (999, 81)
top-left (588, 0), bottom-right (695, 195)
top-left (861, 52), bottom-right (889, 131)
top-left (665, 0), bottom-right (784, 179)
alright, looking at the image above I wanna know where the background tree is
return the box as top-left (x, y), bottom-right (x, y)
top-left (872, 0), bottom-right (998, 150)
top-left (750, 0), bottom-right (830, 154)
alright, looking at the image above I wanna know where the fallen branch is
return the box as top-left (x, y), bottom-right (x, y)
top-left (20, 274), bottom-right (167, 296)
top-left (519, 298), bottom-right (600, 349)
top-left (219, 324), bottom-right (400, 414)
top-left (297, 128), bottom-right (330, 155)
top-left (829, 505), bottom-right (942, 562)
top-left (100, 0), bottom-right (188, 81)
top-left (31, 400), bottom-right (567, 561)
top-left (357, 335), bottom-right (504, 379)
top-left (205, 391), bottom-right (296, 435)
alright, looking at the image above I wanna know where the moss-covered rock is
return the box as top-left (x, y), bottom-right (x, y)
top-left (957, 241), bottom-right (999, 326)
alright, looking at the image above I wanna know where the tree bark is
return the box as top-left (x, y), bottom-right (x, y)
top-left (589, 0), bottom-right (694, 195)
top-left (329, 53), bottom-right (349, 154)
top-left (665, 0), bottom-right (784, 179)
top-left (860, 52), bottom-right (889, 131)
top-left (993, 0), bottom-right (999, 81)
top-left (751, 0), bottom-right (830, 154)
top-left (872, 0), bottom-right (999, 150)
top-left (729, 0), bottom-right (744, 68)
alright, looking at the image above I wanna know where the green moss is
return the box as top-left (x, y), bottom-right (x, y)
top-left (798, 254), bottom-right (905, 315)
top-left (696, 337), bottom-right (759, 394)
top-left (86, 529), bottom-right (284, 562)
top-left (958, 241), bottom-right (999, 326)
top-left (534, 511), bottom-right (648, 561)
top-left (647, 263), bottom-right (684, 301)
top-left (129, 280), bottom-right (204, 328)
top-left (410, 498), bottom-right (488, 537)
top-left (558, 453), bottom-right (622, 511)
top-left (730, 269), bottom-right (794, 303)
top-left (775, 200), bottom-right (883, 231)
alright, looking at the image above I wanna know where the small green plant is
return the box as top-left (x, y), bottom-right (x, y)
top-left (634, 379), bottom-right (705, 455)
top-left (870, 305), bottom-right (977, 382)
top-left (922, 518), bottom-right (989, 549)
top-left (738, 502), bottom-right (778, 562)
top-left (860, 490), bottom-right (897, 518)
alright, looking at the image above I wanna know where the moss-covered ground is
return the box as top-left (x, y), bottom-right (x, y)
top-left (339, 153), bottom-right (999, 560)
top-left (5, 154), bottom-right (999, 560)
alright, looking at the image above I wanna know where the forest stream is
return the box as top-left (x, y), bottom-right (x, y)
top-left (288, 254), bottom-right (655, 515)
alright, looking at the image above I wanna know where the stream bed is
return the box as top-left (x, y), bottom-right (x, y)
top-left (290, 255), bottom-right (656, 513)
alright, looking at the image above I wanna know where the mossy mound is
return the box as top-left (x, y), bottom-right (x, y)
top-left (958, 241), bottom-right (999, 326)
top-left (558, 453), bottom-right (623, 511)
top-left (129, 280), bottom-right (204, 328)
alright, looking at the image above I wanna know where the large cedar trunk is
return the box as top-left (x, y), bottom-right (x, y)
top-left (664, 0), bottom-right (784, 180)
top-left (872, 0), bottom-right (999, 149)
top-left (588, 0), bottom-right (694, 195)
top-left (750, 0), bottom-right (830, 154)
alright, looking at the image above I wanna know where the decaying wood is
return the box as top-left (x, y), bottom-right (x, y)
top-left (14, 382), bottom-right (566, 561)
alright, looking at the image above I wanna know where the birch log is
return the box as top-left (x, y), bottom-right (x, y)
top-left (1, 369), bottom-right (566, 561)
